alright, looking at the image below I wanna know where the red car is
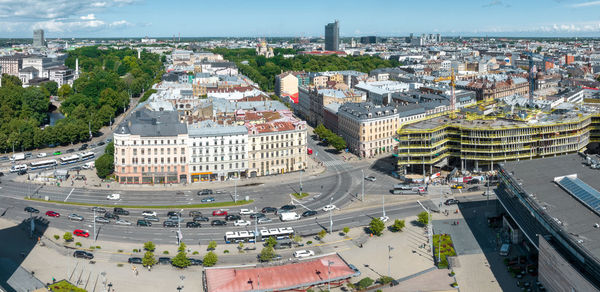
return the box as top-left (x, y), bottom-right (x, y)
top-left (212, 209), bottom-right (228, 216)
top-left (45, 211), bottom-right (60, 217)
top-left (73, 229), bottom-right (89, 237)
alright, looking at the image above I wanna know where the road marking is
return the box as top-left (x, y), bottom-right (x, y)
top-left (64, 188), bottom-right (75, 202)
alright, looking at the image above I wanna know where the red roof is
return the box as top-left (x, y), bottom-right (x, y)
top-left (282, 92), bottom-right (299, 103)
top-left (205, 254), bottom-right (355, 292)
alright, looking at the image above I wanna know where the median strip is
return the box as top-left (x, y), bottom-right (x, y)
top-left (25, 197), bottom-right (253, 209)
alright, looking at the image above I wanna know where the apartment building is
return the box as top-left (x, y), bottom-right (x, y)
top-left (275, 72), bottom-right (299, 97)
top-left (297, 86), bottom-right (365, 126)
top-left (113, 109), bottom-right (189, 184)
top-left (0, 56), bottom-right (22, 76)
top-left (457, 76), bottom-right (529, 101)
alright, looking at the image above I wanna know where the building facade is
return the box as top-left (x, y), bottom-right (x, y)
top-left (275, 72), bottom-right (299, 97)
top-left (0, 56), bottom-right (22, 76)
top-left (325, 20), bottom-right (339, 51)
top-left (33, 29), bottom-right (45, 47)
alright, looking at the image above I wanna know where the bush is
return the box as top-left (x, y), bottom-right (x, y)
top-left (95, 246), bottom-right (101, 249)
top-left (117, 263), bottom-right (123, 267)
top-left (417, 211), bottom-right (429, 225)
top-left (133, 249), bottom-right (139, 253)
top-left (318, 229), bottom-right (327, 239)
top-left (307, 241), bottom-right (313, 245)
top-left (162, 251), bottom-right (169, 255)
top-left (223, 250), bottom-right (229, 254)
top-left (75, 242), bottom-right (82, 247)
top-left (192, 251), bottom-right (199, 255)
top-left (369, 218), bottom-right (385, 236)
top-left (377, 276), bottom-right (394, 285)
top-left (356, 277), bottom-right (374, 289)
top-left (144, 241), bottom-right (156, 252)
top-left (89, 246), bottom-right (95, 250)
top-left (118, 249), bottom-right (123, 253)
top-left (203, 251), bottom-right (218, 267)
top-left (54, 235), bottom-right (60, 240)
top-left (63, 232), bottom-right (73, 242)
top-left (207, 241), bottom-right (217, 251)
top-left (391, 219), bottom-right (406, 232)
top-left (343, 227), bottom-right (350, 234)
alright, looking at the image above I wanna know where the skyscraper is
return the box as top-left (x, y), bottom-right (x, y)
top-left (33, 29), bottom-right (45, 47)
top-left (324, 20), bottom-right (339, 51)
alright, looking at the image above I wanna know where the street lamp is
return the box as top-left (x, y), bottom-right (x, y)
top-left (329, 197), bottom-right (333, 234)
top-left (361, 169), bottom-right (365, 202)
top-left (177, 209), bottom-right (183, 246)
top-left (327, 260), bottom-right (335, 291)
top-left (299, 169), bottom-right (303, 192)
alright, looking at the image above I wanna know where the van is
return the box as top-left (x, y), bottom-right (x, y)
top-left (10, 164), bottom-right (28, 173)
top-left (279, 212), bottom-right (301, 221)
top-left (499, 243), bottom-right (510, 256)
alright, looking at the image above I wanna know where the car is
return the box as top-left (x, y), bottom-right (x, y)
top-left (348, 264), bottom-right (360, 273)
top-left (365, 176), bottom-right (376, 182)
top-left (234, 220), bottom-right (251, 226)
top-left (444, 199), bottom-right (460, 205)
top-left (451, 184), bottom-right (463, 189)
top-left (380, 216), bottom-right (390, 223)
top-left (45, 211), bottom-right (60, 217)
top-left (186, 221), bottom-right (201, 228)
top-left (103, 212), bottom-right (119, 220)
top-left (106, 138), bottom-right (112, 143)
top-left (115, 219), bottom-right (132, 226)
top-left (212, 210), bottom-right (227, 216)
top-left (97, 141), bottom-right (105, 146)
top-left (95, 217), bottom-right (110, 223)
top-left (239, 209), bottom-right (255, 215)
top-left (68, 214), bottom-right (84, 221)
top-left (24, 207), bottom-right (40, 213)
top-left (17, 170), bottom-right (27, 175)
top-left (0, 156), bottom-right (8, 161)
top-left (261, 207), bottom-right (277, 213)
top-left (25, 152), bottom-right (32, 158)
top-left (225, 214), bottom-right (241, 221)
top-left (201, 197), bottom-right (215, 203)
top-left (168, 216), bottom-right (184, 223)
top-left (36, 153), bottom-right (47, 158)
top-left (69, 166), bottom-right (82, 171)
top-left (73, 229), bottom-right (89, 237)
top-left (163, 220), bottom-right (178, 227)
top-left (249, 213), bottom-right (266, 219)
top-left (302, 210), bottom-right (318, 217)
top-left (467, 186), bottom-right (480, 192)
top-left (257, 217), bottom-right (272, 224)
top-left (211, 220), bottom-right (227, 226)
top-left (136, 219), bottom-right (152, 227)
top-left (106, 193), bottom-right (120, 200)
top-left (280, 205), bottom-right (296, 211)
top-left (189, 210), bottom-right (202, 217)
top-left (113, 207), bottom-right (130, 215)
top-left (66, 149), bottom-right (75, 153)
top-left (158, 257), bottom-right (171, 265)
top-left (53, 151), bottom-right (62, 156)
top-left (89, 143), bottom-right (97, 148)
top-left (197, 189), bottom-right (213, 196)
top-left (144, 216), bottom-right (160, 222)
top-left (293, 250), bottom-right (315, 258)
top-left (128, 257), bottom-right (143, 264)
top-left (79, 144), bottom-right (88, 151)
top-left (193, 215), bottom-right (209, 222)
top-left (257, 254), bottom-right (283, 262)
top-left (167, 211), bottom-right (181, 217)
top-left (91, 207), bottom-right (106, 213)
top-left (141, 211), bottom-right (157, 217)
top-left (322, 204), bottom-right (336, 212)
top-left (73, 250), bottom-right (94, 259)
top-left (188, 258), bottom-right (203, 266)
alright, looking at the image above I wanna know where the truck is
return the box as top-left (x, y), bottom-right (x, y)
top-left (279, 212), bottom-right (301, 221)
top-left (10, 153), bottom-right (25, 162)
top-left (82, 161), bottom-right (95, 169)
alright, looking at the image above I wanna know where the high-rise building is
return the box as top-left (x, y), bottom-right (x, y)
top-left (33, 29), bottom-right (45, 47)
top-left (324, 20), bottom-right (339, 51)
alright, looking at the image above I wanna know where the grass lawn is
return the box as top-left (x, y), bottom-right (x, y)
top-left (433, 233), bottom-right (457, 269)
top-left (26, 197), bottom-right (253, 209)
top-left (49, 280), bottom-right (87, 292)
top-left (291, 192), bottom-right (309, 199)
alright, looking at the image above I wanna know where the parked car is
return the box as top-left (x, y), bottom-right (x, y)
top-left (212, 210), bottom-right (227, 216)
top-left (168, 215), bottom-right (183, 223)
top-left (73, 250), bottom-right (94, 259)
top-left (79, 144), bottom-right (88, 151)
top-left (302, 210), bottom-right (318, 217)
top-left (113, 207), bottom-right (130, 215)
top-left (234, 220), bottom-right (251, 226)
top-left (280, 205), bottom-right (296, 211)
top-left (69, 166), bottom-right (82, 171)
top-left (158, 257), bottom-right (171, 265)
top-left (365, 176), bottom-right (376, 182)
top-left (66, 149), bottom-right (75, 153)
top-left (467, 186), bottom-right (480, 192)
top-left (250, 213), bottom-right (266, 219)
top-left (95, 217), bottom-right (110, 223)
top-left (293, 250), bottom-right (315, 258)
top-left (73, 229), bottom-right (89, 237)
top-left (17, 170), bottom-right (27, 175)
top-left (167, 211), bottom-right (181, 217)
top-left (197, 189), bottom-right (213, 196)
top-left (188, 210), bottom-right (202, 217)
top-left (261, 207), bottom-right (277, 213)
top-left (201, 197), bottom-right (215, 203)
top-left (24, 207), bottom-right (39, 213)
top-left (257, 217), bottom-right (272, 224)
top-left (144, 216), bottom-right (160, 222)
top-left (68, 214), bottom-right (84, 221)
top-left (103, 212), bottom-right (119, 220)
top-left (380, 216), bottom-right (390, 223)
top-left (115, 219), bottom-right (132, 226)
top-left (163, 220), bottom-right (178, 227)
top-left (186, 221), bottom-right (201, 228)
top-left (193, 215), bottom-right (209, 222)
top-left (188, 258), bottom-right (203, 266)
top-left (91, 207), bottom-right (106, 213)
top-left (45, 211), bottom-right (60, 217)
top-left (128, 257), bottom-right (143, 264)
top-left (141, 211), bottom-right (157, 217)
top-left (257, 254), bottom-right (283, 262)
top-left (225, 214), bottom-right (241, 221)
top-left (451, 184), bottom-right (463, 189)
top-left (211, 220), bottom-right (227, 226)
top-left (322, 204), bottom-right (336, 212)
top-left (444, 199), bottom-right (460, 205)
top-left (136, 219), bottom-right (152, 227)
top-left (97, 141), bottom-right (105, 146)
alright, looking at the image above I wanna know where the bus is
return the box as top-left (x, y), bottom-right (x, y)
top-left (259, 227), bottom-right (294, 240)
top-left (79, 152), bottom-right (95, 161)
top-left (29, 159), bottom-right (57, 170)
top-left (60, 155), bottom-right (80, 165)
top-left (10, 164), bottom-right (28, 173)
top-left (224, 231), bottom-right (256, 243)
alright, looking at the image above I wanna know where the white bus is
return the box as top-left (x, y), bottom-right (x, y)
top-left (60, 155), bottom-right (80, 165)
top-left (79, 152), bottom-right (95, 161)
top-left (259, 227), bottom-right (294, 240)
top-left (224, 231), bottom-right (256, 243)
top-left (10, 164), bottom-right (28, 173)
top-left (29, 159), bottom-right (57, 170)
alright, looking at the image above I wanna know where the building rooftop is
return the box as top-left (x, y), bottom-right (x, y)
top-left (339, 102), bottom-right (398, 120)
top-left (188, 120), bottom-right (247, 137)
top-left (118, 108), bottom-right (187, 137)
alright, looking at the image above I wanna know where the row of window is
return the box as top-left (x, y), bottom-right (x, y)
top-left (122, 165), bottom-right (186, 174)
top-left (192, 146), bottom-right (245, 154)
top-left (191, 139), bottom-right (246, 147)
top-left (121, 139), bottom-right (185, 146)
top-left (191, 155), bottom-right (245, 163)
top-left (252, 133), bottom-right (300, 143)
top-left (121, 156), bottom-right (187, 165)
top-left (191, 162), bottom-right (244, 172)
top-left (251, 141), bottom-right (300, 151)
top-left (252, 149), bottom-right (296, 159)
top-left (123, 148), bottom-right (186, 156)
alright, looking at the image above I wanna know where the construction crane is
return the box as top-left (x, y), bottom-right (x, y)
top-left (434, 69), bottom-right (457, 113)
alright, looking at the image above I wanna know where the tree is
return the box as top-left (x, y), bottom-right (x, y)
top-left (369, 218), bottom-right (385, 236)
top-left (342, 227), bottom-right (350, 235)
top-left (171, 250), bottom-right (191, 268)
top-left (356, 277), bottom-right (374, 289)
top-left (259, 246), bottom-right (275, 262)
top-left (178, 242), bottom-right (187, 253)
top-left (202, 251), bottom-right (218, 267)
top-left (329, 135), bottom-right (347, 151)
top-left (42, 81), bottom-right (58, 96)
top-left (57, 84), bottom-right (73, 99)
top-left (95, 153), bottom-right (114, 179)
top-left (417, 211), bottom-right (429, 226)
top-left (293, 235), bottom-right (303, 244)
top-left (318, 229), bottom-right (327, 239)
top-left (105, 141), bottom-right (114, 156)
top-left (142, 251), bottom-right (157, 267)
top-left (144, 241), bottom-right (156, 252)
top-left (391, 219), bottom-right (406, 232)
top-left (265, 236), bottom-right (277, 247)
top-left (63, 232), bottom-right (73, 242)
top-left (237, 242), bottom-right (244, 252)
top-left (207, 241), bottom-right (217, 251)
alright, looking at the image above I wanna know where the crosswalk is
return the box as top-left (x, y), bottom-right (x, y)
top-left (320, 160), bottom-right (347, 167)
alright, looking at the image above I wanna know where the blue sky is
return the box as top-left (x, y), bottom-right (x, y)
top-left (1, 0), bottom-right (600, 38)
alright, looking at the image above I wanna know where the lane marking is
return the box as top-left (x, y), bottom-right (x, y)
top-left (64, 188), bottom-right (75, 202)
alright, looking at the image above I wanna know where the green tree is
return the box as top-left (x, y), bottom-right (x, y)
top-left (144, 241), bottom-right (156, 252)
top-left (105, 141), bottom-right (114, 156)
top-left (391, 219), bottom-right (406, 232)
top-left (369, 218), bottom-right (385, 236)
top-left (265, 236), bottom-right (277, 247)
top-left (178, 242), bottom-right (187, 253)
top-left (342, 227), bottom-right (350, 235)
top-left (95, 153), bottom-right (114, 179)
top-left (63, 232), bottom-right (73, 242)
top-left (42, 81), bottom-right (58, 96)
top-left (171, 250), bottom-right (191, 268)
top-left (202, 251), bottom-right (218, 267)
top-left (318, 229), bottom-right (327, 239)
top-left (356, 277), bottom-right (374, 289)
top-left (293, 235), bottom-right (303, 244)
top-left (259, 246), bottom-right (275, 262)
top-left (142, 251), bottom-right (157, 267)
top-left (57, 84), bottom-right (72, 99)
top-left (329, 135), bottom-right (347, 151)
top-left (417, 211), bottom-right (429, 226)
top-left (207, 241), bottom-right (217, 251)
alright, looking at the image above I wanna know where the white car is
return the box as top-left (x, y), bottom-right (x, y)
top-left (239, 209), bottom-right (255, 215)
top-left (293, 250), bottom-right (315, 258)
top-left (365, 176), bottom-right (376, 182)
top-left (115, 219), bottom-right (132, 226)
top-left (141, 211), bottom-right (157, 217)
top-left (380, 216), bottom-right (390, 223)
top-left (36, 153), bottom-right (47, 158)
top-left (322, 204), bottom-right (336, 212)
top-left (234, 220), bottom-right (251, 226)
top-left (107, 193), bottom-right (120, 200)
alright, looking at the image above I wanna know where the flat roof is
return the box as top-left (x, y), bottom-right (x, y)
top-left (503, 154), bottom-right (600, 258)
top-left (205, 254), bottom-right (356, 292)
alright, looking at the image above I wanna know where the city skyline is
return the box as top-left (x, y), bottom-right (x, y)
top-left (1, 0), bottom-right (600, 38)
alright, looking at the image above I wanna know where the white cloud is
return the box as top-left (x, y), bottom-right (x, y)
top-left (110, 20), bottom-right (130, 28)
top-left (571, 1), bottom-right (600, 7)
top-left (80, 14), bottom-right (96, 20)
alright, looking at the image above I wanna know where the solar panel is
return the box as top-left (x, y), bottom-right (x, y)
top-left (556, 176), bottom-right (600, 214)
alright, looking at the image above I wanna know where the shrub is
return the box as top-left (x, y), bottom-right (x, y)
top-left (377, 276), bottom-right (394, 285)
top-left (118, 249), bottom-right (124, 253)
top-left (54, 235), bottom-right (60, 240)
top-left (144, 241), bottom-right (156, 252)
top-left (223, 250), bottom-right (229, 254)
top-left (163, 251), bottom-right (169, 255)
top-left (75, 242), bottom-right (82, 247)
top-left (117, 263), bottom-right (123, 267)
top-left (343, 227), bottom-right (350, 234)
top-left (95, 246), bottom-right (101, 249)
top-left (203, 251), bottom-right (218, 267)
top-left (417, 211), bottom-right (429, 225)
top-left (89, 246), bottom-right (95, 250)
top-left (391, 219), bottom-right (406, 232)
top-left (307, 241), bottom-right (313, 245)
top-left (369, 218), bottom-right (385, 236)
top-left (207, 241), bottom-right (217, 251)
top-left (133, 249), bottom-right (139, 253)
top-left (192, 251), bottom-right (199, 255)
top-left (356, 277), bottom-right (374, 289)
top-left (63, 232), bottom-right (73, 242)
top-left (318, 229), bottom-right (327, 239)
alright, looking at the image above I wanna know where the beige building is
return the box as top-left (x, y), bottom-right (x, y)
top-left (297, 87), bottom-right (365, 126)
top-left (337, 102), bottom-right (399, 158)
top-left (275, 72), bottom-right (299, 97)
top-left (312, 75), bottom-right (328, 88)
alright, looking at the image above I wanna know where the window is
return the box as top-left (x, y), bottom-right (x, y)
top-left (121, 167), bottom-right (125, 173)
top-left (181, 148), bottom-right (185, 154)
top-left (121, 149), bottom-right (125, 155)
top-left (174, 148), bottom-right (177, 155)
top-left (181, 166), bottom-right (185, 172)
top-left (167, 148), bottom-right (170, 155)
top-left (133, 149), bottom-right (137, 156)
top-left (141, 149), bottom-right (144, 155)
top-left (133, 167), bottom-right (137, 173)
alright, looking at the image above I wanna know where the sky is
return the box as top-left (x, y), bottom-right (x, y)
top-left (1, 0), bottom-right (600, 38)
